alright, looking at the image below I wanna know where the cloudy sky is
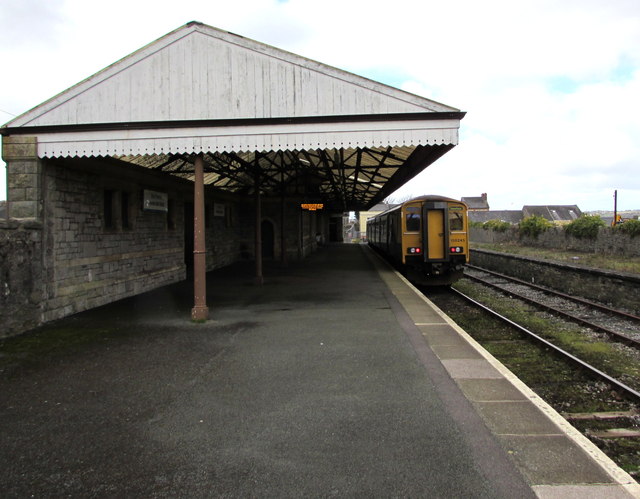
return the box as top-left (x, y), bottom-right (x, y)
top-left (1, 0), bottom-right (639, 210)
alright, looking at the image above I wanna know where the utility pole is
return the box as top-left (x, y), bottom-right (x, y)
top-left (613, 189), bottom-right (618, 226)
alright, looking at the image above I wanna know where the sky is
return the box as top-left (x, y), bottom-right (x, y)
top-left (1, 0), bottom-right (639, 211)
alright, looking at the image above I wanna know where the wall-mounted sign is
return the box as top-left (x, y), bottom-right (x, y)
top-left (301, 203), bottom-right (324, 211)
top-left (142, 190), bottom-right (168, 212)
top-left (214, 203), bottom-right (225, 217)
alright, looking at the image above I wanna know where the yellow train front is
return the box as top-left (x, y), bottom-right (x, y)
top-left (367, 196), bottom-right (469, 286)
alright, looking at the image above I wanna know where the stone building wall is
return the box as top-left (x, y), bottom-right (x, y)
top-left (41, 160), bottom-right (190, 323)
top-left (200, 195), bottom-right (254, 270)
top-left (1, 154), bottom-right (328, 337)
top-left (203, 198), bottom-right (325, 267)
top-left (0, 220), bottom-right (43, 337)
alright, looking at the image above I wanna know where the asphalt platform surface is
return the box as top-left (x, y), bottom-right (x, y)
top-left (1, 244), bottom-right (537, 497)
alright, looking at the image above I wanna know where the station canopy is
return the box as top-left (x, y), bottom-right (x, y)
top-left (1, 22), bottom-right (465, 211)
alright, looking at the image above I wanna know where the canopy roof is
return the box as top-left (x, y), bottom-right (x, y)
top-left (1, 21), bottom-right (464, 210)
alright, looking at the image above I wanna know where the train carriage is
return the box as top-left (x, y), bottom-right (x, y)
top-left (367, 195), bottom-right (469, 286)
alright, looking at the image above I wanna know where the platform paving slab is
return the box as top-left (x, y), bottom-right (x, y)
top-left (419, 323), bottom-right (472, 345)
top-left (441, 358), bottom-right (505, 379)
top-left (502, 435), bottom-right (616, 484)
top-left (456, 378), bottom-right (530, 402)
top-left (533, 484), bottom-right (639, 498)
top-left (430, 342), bottom-right (485, 360)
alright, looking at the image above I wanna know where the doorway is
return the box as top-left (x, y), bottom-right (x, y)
top-left (329, 216), bottom-right (341, 242)
top-left (261, 220), bottom-right (275, 259)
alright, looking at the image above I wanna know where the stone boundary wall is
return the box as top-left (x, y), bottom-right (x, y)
top-left (470, 226), bottom-right (640, 257)
top-left (0, 220), bottom-right (43, 338)
top-left (470, 248), bottom-right (640, 314)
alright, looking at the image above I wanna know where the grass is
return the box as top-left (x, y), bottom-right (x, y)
top-left (0, 322), bottom-right (126, 375)
top-left (441, 281), bottom-right (632, 413)
top-left (471, 242), bottom-right (640, 274)
top-left (453, 280), bottom-right (640, 389)
top-left (442, 279), bottom-right (640, 477)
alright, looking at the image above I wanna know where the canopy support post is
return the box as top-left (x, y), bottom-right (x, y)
top-left (255, 170), bottom-right (264, 285)
top-left (280, 190), bottom-right (287, 267)
top-left (191, 154), bottom-right (209, 321)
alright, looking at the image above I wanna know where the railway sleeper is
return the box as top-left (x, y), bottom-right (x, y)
top-left (562, 410), bottom-right (638, 421)
top-left (588, 428), bottom-right (640, 439)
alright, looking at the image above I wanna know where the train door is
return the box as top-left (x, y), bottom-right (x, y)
top-left (422, 203), bottom-right (448, 261)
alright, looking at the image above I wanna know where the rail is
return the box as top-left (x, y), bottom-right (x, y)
top-left (464, 265), bottom-right (640, 349)
top-left (449, 287), bottom-right (640, 403)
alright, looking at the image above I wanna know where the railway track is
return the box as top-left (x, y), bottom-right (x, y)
top-left (424, 285), bottom-right (640, 480)
top-left (449, 286), bottom-right (640, 403)
top-left (464, 265), bottom-right (640, 348)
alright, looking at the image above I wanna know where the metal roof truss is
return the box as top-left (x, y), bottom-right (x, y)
top-left (110, 144), bottom-right (450, 211)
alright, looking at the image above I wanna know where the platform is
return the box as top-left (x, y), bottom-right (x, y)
top-left (0, 244), bottom-right (638, 497)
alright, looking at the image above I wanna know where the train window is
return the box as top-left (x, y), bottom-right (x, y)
top-left (406, 208), bottom-right (420, 232)
top-left (449, 211), bottom-right (464, 231)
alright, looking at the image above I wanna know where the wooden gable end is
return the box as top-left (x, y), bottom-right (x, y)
top-left (8, 22), bottom-right (456, 128)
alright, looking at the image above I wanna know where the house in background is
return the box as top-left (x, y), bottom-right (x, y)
top-left (358, 202), bottom-right (397, 241)
top-left (467, 210), bottom-right (523, 224)
top-left (522, 205), bottom-right (582, 223)
top-left (462, 194), bottom-right (584, 225)
top-left (461, 193), bottom-right (490, 211)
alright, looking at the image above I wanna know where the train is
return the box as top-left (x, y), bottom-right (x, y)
top-left (366, 195), bottom-right (469, 286)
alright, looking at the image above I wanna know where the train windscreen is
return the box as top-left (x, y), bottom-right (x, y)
top-left (406, 207), bottom-right (421, 232)
top-left (449, 209), bottom-right (464, 231)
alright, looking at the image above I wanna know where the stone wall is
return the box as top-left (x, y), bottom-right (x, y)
top-left (470, 226), bottom-right (640, 257)
top-left (204, 198), bottom-right (252, 269)
top-left (2, 154), bottom-right (329, 337)
top-left (0, 219), bottom-right (43, 337)
top-left (471, 249), bottom-right (640, 314)
top-left (41, 160), bottom-right (190, 323)
top-left (200, 197), bottom-right (324, 269)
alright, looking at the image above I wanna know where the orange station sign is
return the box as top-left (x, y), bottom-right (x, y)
top-left (300, 203), bottom-right (324, 211)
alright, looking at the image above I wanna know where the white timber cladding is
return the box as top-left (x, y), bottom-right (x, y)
top-left (6, 22), bottom-right (458, 129)
top-left (36, 119), bottom-right (460, 157)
